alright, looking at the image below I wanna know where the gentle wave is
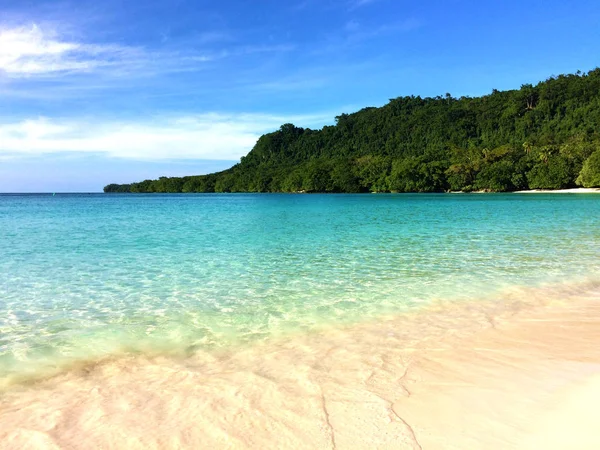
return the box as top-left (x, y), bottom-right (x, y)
top-left (1, 276), bottom-right (599, 449)
top-left (1, 194), bottom-right (600, 388)
top-left (1, 275), bottom-right (598, 389)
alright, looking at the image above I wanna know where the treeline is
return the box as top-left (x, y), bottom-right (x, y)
top-left (105, 69), bottom-right (600, 193)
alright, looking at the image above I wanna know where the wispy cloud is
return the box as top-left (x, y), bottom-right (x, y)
top-left (253, 77), bottom-right (329, 92)
top-left (0, 23), bottom-right (293, 80)
top-left (193, 31), bottom-right (233, 45)
top-left (0, 24), bottom-right (141, 77)
top-left (310, 18), bottom-right (421, 57)
top-left (0, 113), bottom-right (332, 161)
top-left (349, 0), bottom-right (382, 10)
top-left (346, 18), bottom-right (421, 41)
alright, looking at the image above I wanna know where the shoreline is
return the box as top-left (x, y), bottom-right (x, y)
top-left (1, 280), bottom-right (599, 449)
top-left (450, 187), bottom-right (600, 194)
top-left (513, 187), bottom-right (600, 194)
top-left (26, 187), bottom-right (598, 195)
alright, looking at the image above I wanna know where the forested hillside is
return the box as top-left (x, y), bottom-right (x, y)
top-left (105, 69), bottom-right (600, 193)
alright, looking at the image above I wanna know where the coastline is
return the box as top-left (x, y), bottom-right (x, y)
top-left (513, 187), bottom-right (600, 194)
top-left (99, 188), bottom-right (600, 194)
top-left (1, 280), bottom-right (599, 449)
top-left (449, 187), bottom-right (600, 194)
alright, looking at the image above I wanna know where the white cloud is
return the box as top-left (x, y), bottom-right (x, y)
top-left (0, 24), bottom-right (294, 80)
top-left (0, 113), bottom-right (332, 161)
top-left (0, 24), bottom-right (140, 76)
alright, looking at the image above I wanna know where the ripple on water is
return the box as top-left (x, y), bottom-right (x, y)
top-left (0, 193), bottom-right (599, 383)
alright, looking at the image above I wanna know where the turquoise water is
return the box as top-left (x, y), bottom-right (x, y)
top-left (1, 193), bottom-right (599, 383)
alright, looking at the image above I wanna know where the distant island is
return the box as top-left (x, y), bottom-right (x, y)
top-left (105, 70), bottom-right (600, 194)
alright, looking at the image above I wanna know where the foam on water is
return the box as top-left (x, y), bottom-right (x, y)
top-left (1, 193), bottom-right (599, 385)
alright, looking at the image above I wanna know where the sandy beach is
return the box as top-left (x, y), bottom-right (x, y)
top-left (514, 188), bottom-right (600, 194)
top-left (1, 280), bottom-right (599, 449)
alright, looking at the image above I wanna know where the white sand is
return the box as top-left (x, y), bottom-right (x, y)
top-left (1, 282), bottom-right (599, 449)
top-left (514, 187), bottom-right (600, 193)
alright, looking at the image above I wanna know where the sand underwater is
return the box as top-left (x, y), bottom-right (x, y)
top-left (1, 279), bottom-right (600, 449)
top-left (1, 193), bottom-right (600, 449)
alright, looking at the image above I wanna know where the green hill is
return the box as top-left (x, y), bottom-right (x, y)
top-left (104, 69), bottom-right (600, 193)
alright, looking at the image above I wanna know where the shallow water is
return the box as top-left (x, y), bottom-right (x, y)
top-left (1, 193), bottom-right (599, 384)
top-left (1, 279), bottom-right (599, 449)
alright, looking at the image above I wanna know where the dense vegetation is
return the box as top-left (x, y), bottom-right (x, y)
top-left (105, 69), bottom-right (600, 193)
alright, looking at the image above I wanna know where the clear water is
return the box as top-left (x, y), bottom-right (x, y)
top-left (1, 193), bottom-right (599, 383)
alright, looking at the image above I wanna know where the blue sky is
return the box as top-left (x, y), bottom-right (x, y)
top-left (1, 0), bottom-right (600, 192)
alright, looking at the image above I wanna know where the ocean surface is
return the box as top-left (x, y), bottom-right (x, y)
top-left (1, 193), bottom-right (599, 386)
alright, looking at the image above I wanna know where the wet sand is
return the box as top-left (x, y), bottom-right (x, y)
top-left (1, 281), bottom-right (599, 449)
